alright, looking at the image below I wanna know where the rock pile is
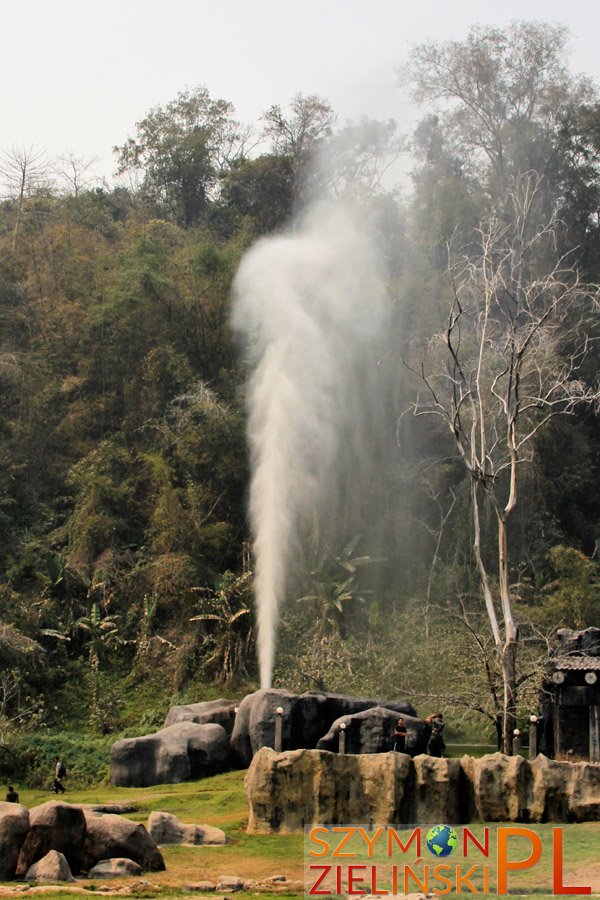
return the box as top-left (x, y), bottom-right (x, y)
top-left (0, 799), bottom-right (165, 882)
top-left (245, 748), bottom-right (600, 831)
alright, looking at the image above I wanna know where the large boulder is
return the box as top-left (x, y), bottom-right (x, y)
top-left (316, 707), bottom-right (429, 756)
top-left (231, 690), bottom-right (416, 767)
top-left (530, 754), bottom-right (600, 822)
top-left (82, 811), bottom-right (165, 871)
top-left (413, 755), bottom-right (462, 822)
top-left (87, 858), bottom-right (143, 878)
top-left (164, 699), bottom-right (239, 736)
top-left (147, 811), bottom-right (226, 845)
top-left (0, 801), bottom-right (30, 880)
top-left (25, 849), bottom-right (75, 883)
top-left (16, 800), bottom-right (86, 876)
top-left (110, 721), bottom-right (231, 787)
top-left (468, 752), bottom-right (532, 821)
top-left (246, 747), bottom-right (414, 833)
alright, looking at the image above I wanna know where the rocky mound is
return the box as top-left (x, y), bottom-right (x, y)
top-left (245, 747), bottom-right (600, 831)
top-left (110, 689), bottom-right (420, 786)
top-left (316, 706), bottom-right (429, 755)
top-left (230, 689), bottom-right (417, 767)
top-left (0, 800), bottom-right (164, 881)
top-left (110, 721), bottom-right (231, 787)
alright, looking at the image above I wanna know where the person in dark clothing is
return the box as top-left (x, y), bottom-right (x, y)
top-left (426, 713), bottom-right (446, 757)
top-left (52, 757), bottom-right (66, 794)
top-left (393, 717), bottom-right (408, 752)
top-left (6, 786), bottom-right (19, 802)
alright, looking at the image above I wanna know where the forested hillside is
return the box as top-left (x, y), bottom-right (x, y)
top-left (2, 22), bottom-right (600, 775)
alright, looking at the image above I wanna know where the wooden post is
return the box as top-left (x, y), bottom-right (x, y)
top-left (275, 706), bottom-right (283, 752)
top-left (529, 716), bottom-right (538, 760)
top-left (339, 722), bottom-right (346, 754)
top-left (589, 706), bottom-right (600, 763)
top-left (554, 684), bottom-right (562, 757)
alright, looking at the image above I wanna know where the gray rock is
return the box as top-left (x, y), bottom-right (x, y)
top-left (16, 800), bottom-right (86, 876)
top-left (87, 857), bottom-right (143, 878)
top-left (0, 801), bottom-right (30, 880)
top-left (110, 722), bottom-right (231, 787)
top-left (164, 699), bottom-right (239, 736)
top-left (316, 707), bottom-right (429, 756)
top-left (217, 875), bottom-right (245, 891)
top-left (147, 810), bottom-right (226, 845)
top-left (82, 811), bottom-right (165, 871)
top-left (231, 689), bottom-right (416, 766)
top-left (186, 881), bottom-right (217, 892)
top-left (25, 849), bottom-right (75, 883)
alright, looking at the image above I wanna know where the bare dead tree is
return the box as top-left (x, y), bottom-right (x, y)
top-left (405, 171), bottom-right (600, 753)
top-left (0, 144), bottom-right (50, 249)
top-left (55, 152), bottom-right (99, 196)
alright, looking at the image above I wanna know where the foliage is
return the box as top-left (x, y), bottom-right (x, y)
top-left (545, 545), bottom-right (600, 628)
top-left (0, 36), bottom-right (600, 757)
top-left (190, 571), bottom-right (255, 686)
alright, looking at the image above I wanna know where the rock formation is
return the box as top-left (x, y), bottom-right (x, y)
top-left (0, 802), bottom-right (30, 880)
top-left (245, 747), bottom-right (600, 831)
top-left (110, 688), bottom-right (419, 786)
top-left (0, 801), bottom-right (165, 880)
top-left (87, 857), bottom-right (143, 878)
top-left (316, 707), bottom-right (429, 755)
top-left (164, 698), bottom-right (239, 735)
top-left (110, 721), bottom-right (231, 787)
top-left (82, 811), bottom-right (166, 871)
top-left (147, 810), bottom-right (226, 845)
top-left (230, 689), bottom-right (416, 767)
top-left (16, 800), bottom-right (86, 876)
top-left (25, 849), bottom-right (75, 883)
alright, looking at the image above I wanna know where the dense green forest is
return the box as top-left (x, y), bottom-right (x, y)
top-left (2, 21), bottom-right (600, 779)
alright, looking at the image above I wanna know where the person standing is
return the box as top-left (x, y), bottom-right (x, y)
top-left (6, 786), bottom-right (19, 802)
top-left (426, 713), bottom-right (446, 757)
top-left (52, 757), bottom-right (66, 794)
top-left (393, 717), bottom-right (408, 753)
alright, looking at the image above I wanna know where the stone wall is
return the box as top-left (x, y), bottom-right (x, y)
top-left (245, 748), bottom-right (600, 832)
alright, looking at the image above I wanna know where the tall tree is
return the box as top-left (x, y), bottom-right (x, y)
top-left (399, 22), bottom-right (595, 197)
top-left (114, 86), bottom-right (248, 226)
top-left (406, 173), bottom-right (600, 752)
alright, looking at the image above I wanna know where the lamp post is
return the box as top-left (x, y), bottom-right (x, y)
top-left (339, 722), bottom-right (347, 754)
top-left (275, 706), bottom-right (284, 752)
top-left (513, 728), bottom-right (521, 756)
top-left (529, 715), bottom-right (538, 759)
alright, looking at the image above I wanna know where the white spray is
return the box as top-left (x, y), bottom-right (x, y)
top-left (232, 201), bottom-right (388, 689)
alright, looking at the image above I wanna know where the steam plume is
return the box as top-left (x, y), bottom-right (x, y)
top-left (232, 201), bottom-right (388, 688)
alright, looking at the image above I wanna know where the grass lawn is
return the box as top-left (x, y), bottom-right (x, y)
top-left (2, 771), bottom-right (600, 898)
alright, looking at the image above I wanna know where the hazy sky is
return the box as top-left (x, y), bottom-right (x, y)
top-left (2, 0), bottom-right (600, 182)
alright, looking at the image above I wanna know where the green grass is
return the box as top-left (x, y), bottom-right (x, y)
top-left (4, 771), bottom-right (600, 898)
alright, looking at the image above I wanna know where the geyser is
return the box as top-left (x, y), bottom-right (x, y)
top-left (232, 201), bottom-right (388, 689)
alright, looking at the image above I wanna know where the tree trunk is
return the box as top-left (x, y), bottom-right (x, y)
top-left (501, 637), bottom-right (518, 754)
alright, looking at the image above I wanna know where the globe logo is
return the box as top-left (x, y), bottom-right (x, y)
top-left (425, 824), bottom-right (458, 858)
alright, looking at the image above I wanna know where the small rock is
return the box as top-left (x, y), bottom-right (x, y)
top-left (148, 811), bottom-right (226, 846)
top-left (186, 884), bottom-right (217, 893)
top-left (25, 849), bottom-right (75, 883)
top-left (265, 875), bottom-right (287, 883)
top-left (88, 857), bottom-right (143, 878)
top-left (217, 875), bottom-right (246, 891)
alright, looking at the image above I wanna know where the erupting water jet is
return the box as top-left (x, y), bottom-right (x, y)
top-left (232, 201), bottom-right (388, 689)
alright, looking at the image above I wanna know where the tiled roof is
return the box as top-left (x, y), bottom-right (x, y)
top-left (552, 656), bottom-right (600, 671)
